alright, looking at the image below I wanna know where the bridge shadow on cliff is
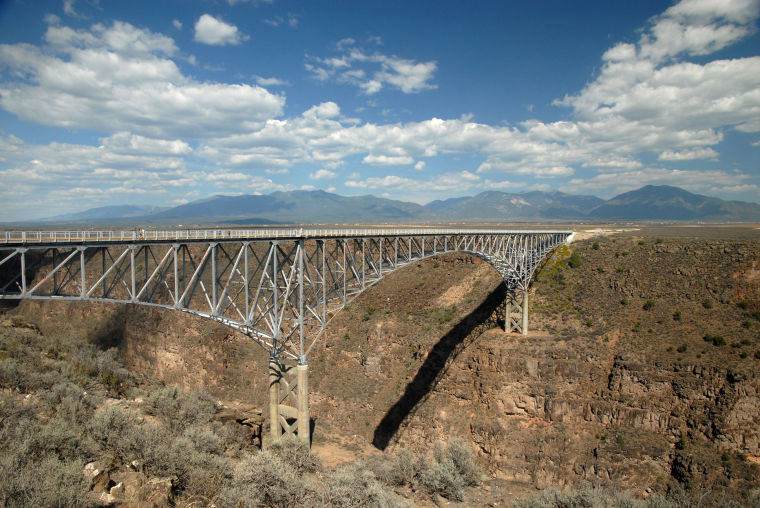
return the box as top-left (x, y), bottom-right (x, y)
top-left (372, 281), bottom-right (506, 450)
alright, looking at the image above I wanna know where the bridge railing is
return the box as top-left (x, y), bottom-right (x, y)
top-left (1, 228), bottom-right (572, 245)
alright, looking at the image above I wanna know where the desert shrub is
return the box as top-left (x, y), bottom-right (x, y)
top-left (673, 311), bottom-right (681, 321)
top-left (433, 305), bottom-right (457, 325)
top-left (88, 405), bottom-right (140, 463)
top-left (322, 463), bottom-right (401, 508)
top-left (592, 242), bottom-right (600, 250)
top-left (183, 426), bottom-right (223, 455)
top-left (643, 300), bottom-right (655, 311)
top-left (362, 305), bottom-right (376, 321)
top-left (703, 333), bottom-right (726, 346)
top-left (415, 438), bottom-right (480, 501)
top-left (23, 414), bottom-right (96, 464)
top-left (388, 448), bottom-right (426, 486)
top-left (620, 298), bottom-right (628, 305)
top-left (568, 251), bottom-right (582, 268)
top-left (417, 456), bottom-right (465, 501)
top-left (269, 434), bottom-right (321, 473)
top-left (738, 301), bottom-right (749, 310)
top-left (702, 298), bottom-right (713, 309)
top-left (755, 350), bottom-right (760, 360)
top-left (752, 310), bottom-right (760, 321)
top-left (45, 382), bottom-right (98, 425)
top-left (0, 453), bottom-right (91, 508)
top-left (677, 344), bottom-right (687, 353)
top-left (217, 450), bottom-right (311, 507)
top-left (144, 385), bottom-right (216, 431)
top-left (514, 485), bottom-right (673, 507)
top-left (444, 436), bottom-right (480, 486)
top-left (741, 320), bottom-right (751, 329)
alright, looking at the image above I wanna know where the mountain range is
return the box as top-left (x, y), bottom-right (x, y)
top-left (29, 185), bottom-right (760, 225)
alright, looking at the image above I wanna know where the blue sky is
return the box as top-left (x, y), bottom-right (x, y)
top-left (0, 0), bottom-right (758, 220)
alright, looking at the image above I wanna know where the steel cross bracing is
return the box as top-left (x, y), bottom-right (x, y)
top-left (0, 228), bottom-right (571, 363)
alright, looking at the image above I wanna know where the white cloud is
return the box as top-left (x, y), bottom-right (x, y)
top-left (306, 43), bottom-right (437, 94)
top-left (172, 19), bottom-right (182, 30)
top-left (414, 161), bottom-right (426, 171)
top-left (483, 179), bottom-right (524, 190)
top-left (567, 167), bottom-right (752, 196)
top-left (309, 168), bottom-right (337, 180)
top-left (0, 21), bottom-right (283, 138)
top-left (363, 154), bottom-right (415, 166)
top-left (345, 175), bottom-right (417, 189)
top-left (254, 75), bottom-right (289, 86)
top-left (265, 168), bottom-right (289, 175)
top-left (194, 14), bottom-right (248, 46)
top-left (658, 147), bottom-right (719, 160)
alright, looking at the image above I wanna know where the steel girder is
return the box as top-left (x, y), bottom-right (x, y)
top-left (0, 229), bottom-right (571, 361)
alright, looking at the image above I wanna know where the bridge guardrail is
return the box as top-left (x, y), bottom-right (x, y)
top-left (2, 228), bottom-right (572, 245)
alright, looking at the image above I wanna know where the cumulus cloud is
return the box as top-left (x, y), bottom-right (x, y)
top-left (0, 21), bottom-right (283, 138)
top-left (310, 168), bottom-right (337, 180)
top-left (194, 14), bottom-right (248, 46)
top-left (254, 75), bottom-right (290, 86)
top-left (306, 42), bottom-right (437, 94)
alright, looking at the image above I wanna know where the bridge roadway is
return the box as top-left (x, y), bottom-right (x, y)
top-left (0, 226), bottom-right (572, 443)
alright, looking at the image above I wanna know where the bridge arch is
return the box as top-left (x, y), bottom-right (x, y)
top-left (0, 227), bottom-right (572, 443)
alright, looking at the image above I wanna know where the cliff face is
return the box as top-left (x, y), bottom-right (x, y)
top-left (12, 233), bottom-right (760, 502)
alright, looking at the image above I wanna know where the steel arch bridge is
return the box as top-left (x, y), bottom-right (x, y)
top-left (0, 227), bottom-right (572, 442)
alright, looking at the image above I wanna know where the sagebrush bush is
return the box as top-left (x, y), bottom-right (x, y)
top-left (144, 385), bottom-right (216, 431)
top-left (88, 405), bottom-right (139, 463)
top-left (514, 485), bottom-right (673, 507)
top-left (269, 434), bottom-right (321, 473)
top-left (217, 450), bottom-right (311, 507)
top-left (0, 450), bottom-right (91, 508)
top-left (322, 463), bottom-right (404, 507)
top-left (388, 448), bottom-right (425, 486)
top-left (417, 455), bottom-right (466, 501)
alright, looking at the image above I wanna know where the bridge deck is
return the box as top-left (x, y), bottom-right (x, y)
top-left (1, 227), bottom-right (572, 246)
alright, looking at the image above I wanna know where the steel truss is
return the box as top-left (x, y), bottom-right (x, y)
top-left (0, 228), bottom-right (571, 442)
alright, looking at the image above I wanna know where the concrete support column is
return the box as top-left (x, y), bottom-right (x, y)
top-left (297, 364), bottom-right (310, 444)
top-left (521, 290), bottom-right (529, 335)
top-left (504, 297), bottom-right (511, 333)
top-left (269, 358), bottom-right (281, 441)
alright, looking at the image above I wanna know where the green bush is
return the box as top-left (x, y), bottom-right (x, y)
top-left (677, 344), bottom-right (687, 353)
top-left (643, 300), bottom-right (655, 311)
top-left (434, 305), bottom-right (457, 325)
top-left (361, 305), bottom-right (376, 321)
top-left (592, 242), bottom-right (600, 250)
top-left (673, 311), bottom-right (681, 321)
top-left (568, 251), bottom-right (582, 268)
top-left (704, 334), bottom-right (726, 346)
top-left (702, 298), bottom-right (713, 309)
